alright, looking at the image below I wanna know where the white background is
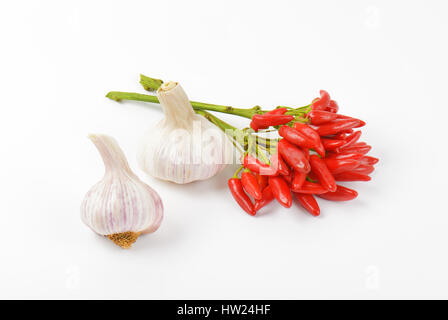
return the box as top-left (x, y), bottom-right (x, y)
top-left (1, 0), bottom-right (447, 299)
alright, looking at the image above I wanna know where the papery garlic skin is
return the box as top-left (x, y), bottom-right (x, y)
top-left (137, 82), bottom-right (233, 184)
top-left (81, 134), bottom-right (163, 248)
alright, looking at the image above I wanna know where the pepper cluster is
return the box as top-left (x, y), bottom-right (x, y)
top-left (228, 90), bottom-right (378, 217)
top-left (105, 76), bottom-right (378, 217)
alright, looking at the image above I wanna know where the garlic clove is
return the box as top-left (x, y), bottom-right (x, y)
top-left (81, 134), bottom-right (163, 248)
top-left (137, 82), bottom-right (233, 184)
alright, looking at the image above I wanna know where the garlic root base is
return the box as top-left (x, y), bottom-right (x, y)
top-left (107, 232), bottom-right (141, 249)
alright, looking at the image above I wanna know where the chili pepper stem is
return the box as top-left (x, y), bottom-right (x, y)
top-left (194, 110), bottom-right (246, 154)
top-left (107, 91), bottom-right (259, 119)
top-left (139, 74), bottom-right (163, 92)
top-left (107, 91), bottom-right (310, 120)
top-left (247, 132), bottom-right (271, 164)
top-left (232, 166), bottom-right (244, 178)
top-left (139, 74), bottom-right (312, 118)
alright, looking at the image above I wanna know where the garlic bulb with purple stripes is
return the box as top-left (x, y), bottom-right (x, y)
top-left (137, 81), bottom-right (233, 184)
top-left (81, 134), bottom-right (163, 248)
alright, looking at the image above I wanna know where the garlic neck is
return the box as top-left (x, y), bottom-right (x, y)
top-left (157, 82), bottom-right (196, 129)
top-left (88, 134), bottom-right (133, 176)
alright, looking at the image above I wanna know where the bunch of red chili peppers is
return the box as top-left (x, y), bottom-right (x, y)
top-left (105, 77), bottom-right (377, 217)
top-left (228, 90), bottom-right (378, 217)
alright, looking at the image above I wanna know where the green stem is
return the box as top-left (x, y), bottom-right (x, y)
top-left (137, 74), bottom-right (311, 119)
top-left (257, 138), bottom-right (279, 149)
top-left (232, 165), bottom-right (245, 178)
top-left (242, 128), bottom-right (279, 147)
top-left (139, 74), bottom-right (163, 92)
top-left (194, 109), bottom-right (237, 132)
top-left (256, 145), bottom-right (270, 164)
top-left (194, 110), bottom-right (246, 154)
top-left (107, 91), bottom-right (261, 119)
top-left (190, 101), bottom-right (260, 119)
top-left (107, 91), bottom-right (159, 104)
top-left (246, 131), bottom-right (271, 164)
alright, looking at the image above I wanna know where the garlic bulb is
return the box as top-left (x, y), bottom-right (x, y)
top-left (81, 134), bottom-right (163, 248)
top-left (137, 81), bottom-right (233, 184)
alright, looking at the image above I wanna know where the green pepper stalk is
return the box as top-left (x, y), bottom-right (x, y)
top-left (106, 90), bottom-right (262, 119)
top-left (231, 165), bottom-right (245, 179)
top-left (107, 74), bottom-right (311, 119)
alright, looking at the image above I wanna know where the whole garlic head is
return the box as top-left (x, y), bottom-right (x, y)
top-left (137, 82), bottom-right (233, 184)
top-left (81, 134), bottom-right (163, 248)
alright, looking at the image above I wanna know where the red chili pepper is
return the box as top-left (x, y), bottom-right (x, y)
top-left (282, 170), bottom-right (294, 185)
top-left (270, 152), bottom-right (290, 176)
top-left (359, 156), bottom-right (379, 166)
top-left (336, 114), bottom-right (366, 128)
top-left (250, 121), bottom-right (260, 131)
top-left (251, 114), bottom-right (294, 128)
top-left (309, 155), bottom-right (337, 192)
top-left (329, 129), bottom-right (355, 140)
top-left (314, 118), bottom-right (362, 136)
top-left (277, 139), bottom-right (311, 173)
top-left (324, 158), bottom-right (359, 174)
top-left (302, 147), bottom-right (310, 160)
top-left (293, 122), bottom-right (322, 145)
top-left (333, 131), bottom-right (352, 140)
top-left (291, 171), bottom-right (306, 190)
top-left (254, 186), bottom-right (275, 212)
top-left (311, 90), bottom-right (331, 111)
top-left (241, 170), bottom-right (263, 200)
top-left (321, 138), bottom-right (346, 151)
top-left (326, 152), bottom-right (364, 160)
top-left (291, 181), bottom-right (327, 194)
top-left (243, 155), bottom-right (278, 176)
top-left (340, 144), bottom-right (372, 155)
top-left (293, 193), bottom-right (320, 216)
top-left (333, 172), bottom-right (371, 181)
top-left (228, 178), bottom-right (255, 216)
top-left (327, 100), bottom-right (339, 113)
top-left (292, 123), bottom-right (325, 157)
top-left (317, 185), bottom-right (358, 201)
top-left (338, 131), bottom-right (362, 151)
top-left (308, 110), bottom-right (338, 125)
top-left (250, 110), bottom-right (291, 131)
top-left (307, 171), bottom-right (318, 181)
top-left (255, 173), bottom-right (269, 190)
top-left (268, 176), bottom-right (292, 208)
top-left (279, 125), bottom-right (315, 149)
top-left (351, 164), bottom-right (375, 175)
top-left (264, 107), bottom-right (288, 115)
